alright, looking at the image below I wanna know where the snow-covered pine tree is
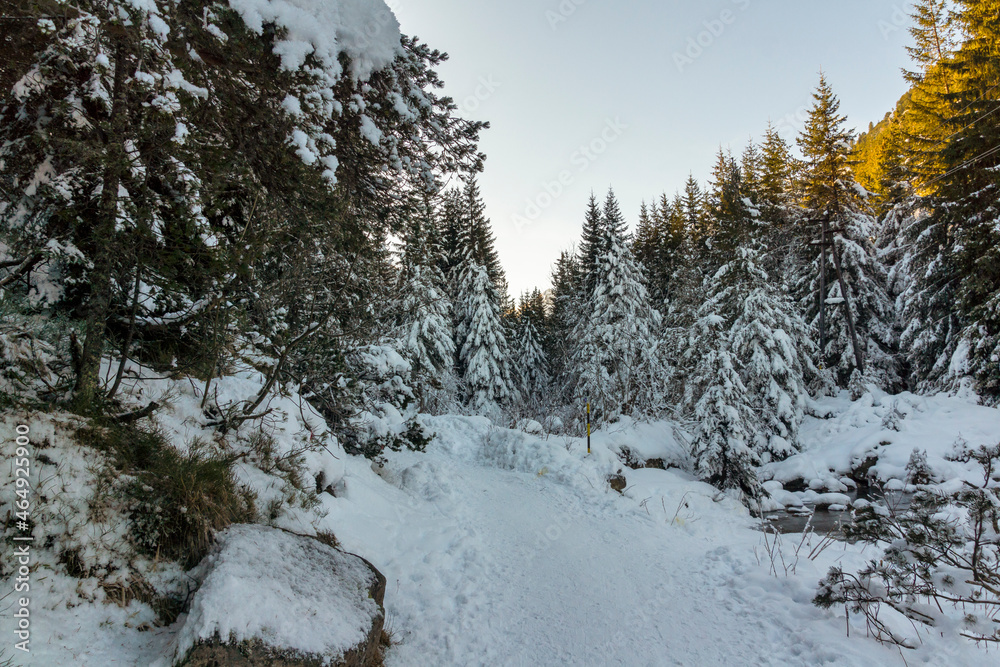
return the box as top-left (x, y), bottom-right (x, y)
top-left (459, 262), bottom-right (516, 417)
top-left (398, 262), bottom-right (456, 409)
top-left (513, 308), bottom-right (550, 411)
top-left (0, 0), bottom-right (212, 410)
top-left (569, 193), bottom-right (664, 423)
top-left (719, 248), bottom-right (816, 460)
top-left (689, 160), bottom-right (815, 460)
top-left (898, 1), bottom-right (1000, 400)
top-left (685, 313), bottom-right (762, 499)
top-left (397, 203), bottom-right (457, 410)
top-left (794, 74), bottom-right (899, 390)
top-left (447, 179), bottom-right (510, 384)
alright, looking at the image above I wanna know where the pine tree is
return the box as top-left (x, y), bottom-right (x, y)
top-left (569, 212), bottom-right (663, 423)
top-left (795, 74), bottom-right (899, 388)
top-left (760, 121), bottom-right (794, 209)
top-left (578, 192), bottom-right (604, 298)
top-left (0, 0), bottom-right (491, 427)
top-left (708, 148), bottom-right (738, 212)
top-left (0, 1), bottom-right (216, 410)
top-left (655, 193), bottom-right (688, 303)
top-left (685, 313), bottom-right (762, 498)
top-left (682, 174), bottom-right (710, 244)
top-left (463, 178), bottom-right (507, 295)
top-left (602, 188), bottom-right (629, 246)
top-left (513, 311), bottom-right (550, 410)
top-left (717, 247), bottom-right (816, 460)
top-left (438, 188), bottom-right (466, 278)
top-left (398, 207), bottom-right (456, 408)
top-left (740, 140), bottom-right (763, 205)
top-left (548, 250), bottom-right (580, 396)
top-left (708, 155), bottom-right (756, 261)
top-left (895, 1), bottom-right (1000, 398)
top-left (459, 263), bottom-right (515, 417)
top-left (904, 0), bottom-right (958, 85)
top-left (926, 0), bottom-right (1000, 397)
top-left (632, 200), bottom-right (659, 280)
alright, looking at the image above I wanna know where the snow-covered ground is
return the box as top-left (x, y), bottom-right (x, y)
top-left (324, 411), bottom-right (995, 666)
top-left (761, 388), bottom-right (1000, 510)
top-left (3, 378), bottom-right (998, 666)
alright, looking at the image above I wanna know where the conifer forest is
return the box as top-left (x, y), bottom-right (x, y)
top-left (1, 2), bottom-right (999, 665)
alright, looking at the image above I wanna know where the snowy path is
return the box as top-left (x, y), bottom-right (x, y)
top-left (324, 422), bottom-right (980, 667)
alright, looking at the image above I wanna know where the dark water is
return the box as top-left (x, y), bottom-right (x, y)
top-left (762, 489), bottom-right (913, 536)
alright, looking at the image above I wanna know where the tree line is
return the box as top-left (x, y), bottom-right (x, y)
top-left (1, 0), bottom-right (997, 497)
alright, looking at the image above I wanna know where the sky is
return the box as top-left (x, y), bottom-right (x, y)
top-left (390, 0), bottom-right (917, 298)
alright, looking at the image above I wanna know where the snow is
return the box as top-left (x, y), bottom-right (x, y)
top-left (596, 415), bottom-right (688, 465)
top-left (228, 0), bottom-right (402, 80)
top-left (159, 525), bottom-right (380, 666)
top-left (4, 358), bottom-right (997, 665)
top-left (764, 389), bottom-right (1000, 491)
top-left (323, 414), bottom-right (991, 666)
top-left (0, 413), bottom-right (179, 666)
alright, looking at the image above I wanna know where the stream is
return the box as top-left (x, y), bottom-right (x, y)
top-left (762, 488), bottom-right (914, 535)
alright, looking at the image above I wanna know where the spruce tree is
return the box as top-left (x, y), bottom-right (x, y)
top-left (795, 74), bottom-right (899, 388)
top-left (632, 200), bottom-right (659, 281)
top-left (548, 250), bottom-right (581, 396)
top-left (902, 0), bottom-right (1000, 401)
top-left (0, 1), bottom-right (491, 425)
top-left (713, 247), bottom-right (816, 460)
top-left (578, 192), bottom-right (604, 298)
top-left (682, 174), bottom-right (710, 245)
top-left (459, 262), bottom-right (515, 417)
top-left (569, 207), bottom-right (663, 423)
top-left (760, 121), bottom-right (794, 209)
top-left (398, 207), bottom-right (457, 408)
top-left (685, 313), bottom-right (762, 499)
top-left (740, 140), bottom-right (763, 204)
top-left (513, 310), bottom-right (550, 411)
top-left (904, 0), bottom-right (958, 85)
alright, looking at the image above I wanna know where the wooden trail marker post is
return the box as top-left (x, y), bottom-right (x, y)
top-left (586, 402), bottom-right (591, 454)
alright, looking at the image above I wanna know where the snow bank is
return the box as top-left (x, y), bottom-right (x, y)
top-left (593, 415), bottom-right (689, 466)
top-left (163, 525), bottom-right (380, 665)
top-left (764, 390), bottom-right (1000, 489)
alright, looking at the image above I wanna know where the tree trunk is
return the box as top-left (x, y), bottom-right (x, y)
top-left (73, 44), bottom-right (127, 412)
top-left (830, 235), bottom-right (865, 375)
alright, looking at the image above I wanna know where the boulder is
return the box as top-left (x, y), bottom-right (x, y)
top-left (172, 525), bottom-right (385, 667)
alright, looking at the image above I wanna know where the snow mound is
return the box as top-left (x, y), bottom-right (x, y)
top-left (165, 525), bottom-right (380, 665)
top-left (229, 0), bottom-right (402, 79)
top-left (597, 415), bottom-right (689, 466)
top-left (763, 390), bottom-right (1000, 487)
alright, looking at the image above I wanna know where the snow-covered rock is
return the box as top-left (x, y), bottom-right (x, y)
top-left (164, 525), bottom-right (385, 667)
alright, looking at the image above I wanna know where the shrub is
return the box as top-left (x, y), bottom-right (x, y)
top-left (77, 422), bottom-right (257, 567)
top-left (814, 442), bottom-right (1000, 646)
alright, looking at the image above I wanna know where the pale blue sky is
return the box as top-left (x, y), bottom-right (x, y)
top-left (392, 0), bottom-right (916, 297)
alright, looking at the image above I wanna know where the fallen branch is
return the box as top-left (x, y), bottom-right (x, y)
top-left (0, 251), bottom-right (43, 289)
top-left (110, 401), bottom-right (160, 424)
